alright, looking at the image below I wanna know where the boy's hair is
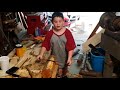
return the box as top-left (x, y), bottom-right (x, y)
top-left (51, 12), bottom-right (64, 22)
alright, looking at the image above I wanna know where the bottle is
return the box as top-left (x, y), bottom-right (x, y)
top-left (35, 27), bottom-right (41, 36)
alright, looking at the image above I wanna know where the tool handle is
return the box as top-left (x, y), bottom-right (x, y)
top-left (88, 44), bottom-right (104, 56)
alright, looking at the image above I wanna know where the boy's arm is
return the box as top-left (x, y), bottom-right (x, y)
top-left (37, 47), bottom-right (46, 60)
top-left (37, 31), bottom-right (53, 60)
top-left (67, 50), bottom-right (74, 65)
top-left (65, 29), bottom-right (76, 65)
top-left (40, 47), bottom-right (47, 57)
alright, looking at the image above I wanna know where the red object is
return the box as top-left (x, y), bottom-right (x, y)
top-left (64, 17), bottom-right (71, 27)
top-left (27, 16), bottom-right (46, 35)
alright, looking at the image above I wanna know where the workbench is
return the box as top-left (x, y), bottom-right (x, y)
top-left (0, 40), bottom-right (59, 78)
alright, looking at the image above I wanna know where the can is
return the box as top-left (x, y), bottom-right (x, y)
top-left (15, 44), bottom-right (25, 57)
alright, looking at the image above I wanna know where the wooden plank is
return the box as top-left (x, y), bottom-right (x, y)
top-left (41, 55), bottom-right (57, 78)
top-left (15, 49), bottom-right (32, 68)
top-left (9, 56), bottom-right (19, 68)
top-left (51, 64), bottom-right (58, 78)
top-left (23, 44), bottom-right (41, 66)
top-left (7, 49), bottom-right (16, 59)
top-left (82, 29), bottom-right (105, 53)
top-left (23, 40), bottom-right (35, 48)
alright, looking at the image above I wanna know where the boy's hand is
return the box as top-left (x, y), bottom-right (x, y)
top-left (67, 59), bottom-right (73, 66)
top-left (36, 55), bottom-right (43, 61)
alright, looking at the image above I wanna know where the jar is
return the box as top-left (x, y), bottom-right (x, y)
top-left (15, 44), bottom-right (25, 57)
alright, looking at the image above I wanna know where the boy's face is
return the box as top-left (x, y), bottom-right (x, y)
top-left (52, 17), bottom-right (64, 31)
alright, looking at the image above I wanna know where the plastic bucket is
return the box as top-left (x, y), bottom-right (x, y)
top-left (90, 48), bottom-right (105, 72)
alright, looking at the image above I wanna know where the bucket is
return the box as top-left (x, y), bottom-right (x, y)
top-left (90, 48), bottom-right (105, 72)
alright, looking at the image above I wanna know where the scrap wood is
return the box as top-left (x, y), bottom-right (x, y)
top-left (15, 49), bottom-right (32, 68)
top-left (79, 70), bottom-right (102, 77)
top-left (30, 45), bottom-right (41, 56)
top-left (22, 57), bottom-right (32, 67)
top-left (25, 67), bottom-right (33, 78)
top-left (20, 45), bottom-right (42, 67)
top-left (23, 40), bottom-right (35, 48)
top-left (15, 68), bottom-right (31, 78)
top-left (24, 62), bottom-right (45, 78)
top-left (31, 70), bottom-right (42, 78)
top-left (9, 56), bottom-right (20, 68)
top-left (41, 69), bottom-right (52, 78)
top-left (66, 72), bottom-right (83, 78)
top-left (7, 49), bottom-right (16, 59)
top-left (51, 64), bottom-right (59, 78)
top-left (29, 70), bottom-right (42, 78)
top-left (34, 36), bottom-right (45, 41)
top-left (41, 55), bottom-right (58, 78)
top-left (25, 62), bottom-right (45, 71)
top-left (82, 29), bottom-right (105, 53)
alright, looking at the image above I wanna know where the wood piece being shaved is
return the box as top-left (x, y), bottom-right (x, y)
top-left (51, 64), bottom-right (59, 78)
top-left (42, 69), bottom-right (52, 78)
top-left (15, 68), bottom-right (31, 78)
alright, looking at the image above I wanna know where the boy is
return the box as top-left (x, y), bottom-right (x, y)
top-left (37, 12), bottom-right (76, 77)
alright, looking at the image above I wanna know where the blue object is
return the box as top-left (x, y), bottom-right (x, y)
top-left (90, 48), bottom-right (105, 72)
top-left (35, 27), bottom-right (41, 36)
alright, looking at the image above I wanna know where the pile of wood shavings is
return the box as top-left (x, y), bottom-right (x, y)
top-left (66, 72), bottom-right (83, 78)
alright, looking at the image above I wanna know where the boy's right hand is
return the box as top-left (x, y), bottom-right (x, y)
top-left (36, 55), bottom-right (47, 64)
top-left (36, 55), bottom-right (43, 61)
